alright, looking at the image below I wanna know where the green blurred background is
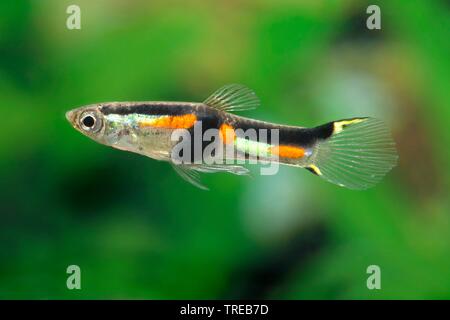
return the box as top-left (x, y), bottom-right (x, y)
top-left (0, 0), bottom-right (449, 299)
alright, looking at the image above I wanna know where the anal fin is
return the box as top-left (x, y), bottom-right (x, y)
top-left (171, 163), bottom-right (250, 190)
top-left (193, 164), bottom-right (250, 176)
top-left (172, 164), bottom-right (209, 190)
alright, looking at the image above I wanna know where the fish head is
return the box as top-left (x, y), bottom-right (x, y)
top-left (66, 104), bottom-right (108, 145)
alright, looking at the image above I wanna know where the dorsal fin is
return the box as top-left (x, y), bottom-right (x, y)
top-left (203, 84), bottom-right (260, 112)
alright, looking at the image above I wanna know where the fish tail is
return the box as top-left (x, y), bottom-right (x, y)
top-left (305, 117), bottom-right (398, 190)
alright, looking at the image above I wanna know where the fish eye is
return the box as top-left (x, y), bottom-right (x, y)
top-left (82, 115), bottom-right (95, 128)
top-left (80, 112), bottom-right (101, 132)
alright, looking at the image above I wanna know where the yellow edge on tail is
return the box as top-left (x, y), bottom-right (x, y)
top-left (333, 118), bottom-right (367, 134)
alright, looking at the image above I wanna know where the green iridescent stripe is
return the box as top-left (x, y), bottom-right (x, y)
top-left (234, 137), bottom-right (273, 157)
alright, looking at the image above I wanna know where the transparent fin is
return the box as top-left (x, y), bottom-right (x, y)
top-left (311, 118), bottom-right (398, 190)
top-left (203, 84), bottom-right (260, 112)
top-left (172, 164), bottom-right (209, 190)
top-left (193, 164), bottom-right (250, 176)
top-left (172, 163), bottom-right (249, 190)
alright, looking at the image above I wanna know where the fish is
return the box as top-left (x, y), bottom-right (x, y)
top-left (66, 84), bottom-right (398, 190)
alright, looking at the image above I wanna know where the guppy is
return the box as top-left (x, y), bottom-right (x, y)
top-left (66, 84), bottom-right (398, 190)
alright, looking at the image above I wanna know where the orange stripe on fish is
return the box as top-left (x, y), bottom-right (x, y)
top-left (219, 123), bottom-right (236, 144)
top-left (270, 145), bottom-right (305, 159)
top-left (139, 114), bottom-right (197, 129)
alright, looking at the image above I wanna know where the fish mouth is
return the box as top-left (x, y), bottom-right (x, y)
top-left (65, 110), bottom-right (76, 125)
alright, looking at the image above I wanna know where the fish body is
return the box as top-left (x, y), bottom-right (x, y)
top-left (66, 84), bottom-right (398, 190)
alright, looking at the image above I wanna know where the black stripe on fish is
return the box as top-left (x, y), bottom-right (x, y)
top-left (100, 103), bottom-right (197, 116)
top-left (224, 117), bottom-right (335, 147)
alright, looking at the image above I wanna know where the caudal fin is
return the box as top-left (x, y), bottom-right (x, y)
top-left (307, 117), bottom-right (398, 190)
